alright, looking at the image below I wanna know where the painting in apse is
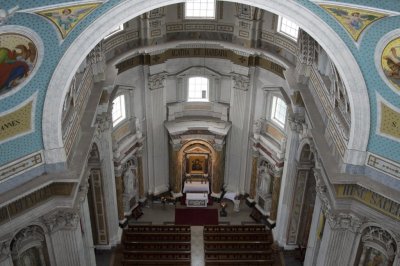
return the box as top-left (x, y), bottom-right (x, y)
top-left (0, 34), bottom-right (37, 95)
top-left (363, 248), bottom-right (387, 266)
top-left (36, 3), bottom-right (100, 39)
top-left (382, 37), bottom-right (400, 91)
top-left (320, 4), bottom-right (387, 41)
top-left (187, 155), bottom-right (207, 174)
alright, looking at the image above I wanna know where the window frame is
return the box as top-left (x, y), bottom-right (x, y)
top-left (277, 16), bottom-right (299, 41)
top-left (270, 95), bottom-right (287, 129)
top-left (184, 0), bottom-right (216, 20)
top-left (112, 94), bottom-right (127, 127)
top-left (187, 76), bottom-right (210, 102)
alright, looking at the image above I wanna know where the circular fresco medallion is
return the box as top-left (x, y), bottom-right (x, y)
top-left (0, 33), bottom-right (37, 96)
top-left (381, 37), bottom-right (400, 92)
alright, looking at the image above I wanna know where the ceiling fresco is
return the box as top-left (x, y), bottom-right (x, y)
top-left (35, 2), bottom-right (101, 39)
top-left (0, 0), bottom-right (399, 173)
top-left (319, 4), bottom-right (388, 42)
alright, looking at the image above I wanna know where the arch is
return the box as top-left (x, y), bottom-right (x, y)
top-left (351, 223), bottom-right (400, 265)
top-left (296, 137), bottom-right (315, 163)
top-left (42, 0), bottom-right (369, 166)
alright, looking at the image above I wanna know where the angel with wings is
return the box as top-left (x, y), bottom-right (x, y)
top-left (328, 8), bottom-right (379, 33)
top-left (44, 7), bottom-right (92, 35)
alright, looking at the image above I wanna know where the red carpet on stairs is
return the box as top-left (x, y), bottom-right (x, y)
top-left (175, 207), bottom-right (219, 225)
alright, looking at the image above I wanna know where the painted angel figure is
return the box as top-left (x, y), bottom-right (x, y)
top-left (45, 7), bottom-right (92, 35)
top-left (327, 8), bottom-right (379, 32)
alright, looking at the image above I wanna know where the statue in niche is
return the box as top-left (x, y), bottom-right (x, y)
top-left (258, 168), bottom-right (271, 195)
top-left (123, 166), bottom-right (136, 196)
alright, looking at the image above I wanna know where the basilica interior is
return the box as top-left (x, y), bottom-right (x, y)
top-left (0, 0), bottom-right (400, 265)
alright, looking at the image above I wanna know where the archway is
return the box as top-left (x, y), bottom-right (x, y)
top-left (42, 0), bottom-right (369, 168)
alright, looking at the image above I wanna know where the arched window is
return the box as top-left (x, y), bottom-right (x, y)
top-left (185, 0), bottom-right (216, 19)
top-left (188, 76), bottom-right (209, 102)
top-left (112, 94), bottom-right (126, 126)
top-left (271, 96), bottom-right (287, 128)
top-left (278, 16), bottom-right (299, 41)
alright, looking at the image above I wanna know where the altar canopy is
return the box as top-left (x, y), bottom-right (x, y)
top-left (183, 181), bottom-right (210, 193)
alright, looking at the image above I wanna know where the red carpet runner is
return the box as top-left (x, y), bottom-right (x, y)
top-left (175, 207), bottom-right (219, 225)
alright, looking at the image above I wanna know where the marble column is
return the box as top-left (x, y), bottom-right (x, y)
top-left (43, 211), bottom-right (86, 266)
top-left (211, 144), bottom-right (225, 197)
top-left (269, 171), bottom-right (282, 221)
top-left (248, 150), bottom-right (258, 200)
top-left (273, 116), bottom-right (302, 246)
top-left (169, 142), bottom-right (181, 194)
top-left (78, 185), bottom-right (96, 266)
top-left (137, 150), bottom-right (145, 200)
top-left (114, 168), bottom-right (125, 221)
top-left (303, 195), bottom-right (322, 266)
top-left (316, 213), bottom-right (362, 266)
top-left (0, 240), bottom-right (12, 266)
top-left (97, 113), bottom-right (120, 246)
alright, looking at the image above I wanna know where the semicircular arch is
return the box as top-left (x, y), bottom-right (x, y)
top-left (42, 0), bottom-right (369, 167)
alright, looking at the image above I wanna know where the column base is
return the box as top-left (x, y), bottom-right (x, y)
top-left (246, 197), bottom-right (256, 207)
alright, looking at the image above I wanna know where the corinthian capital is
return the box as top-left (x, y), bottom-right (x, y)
top-left (42, 210), bottom-right (80, 233)
top-left (232, 73), bottom-right (250, 91)
top-left (288, 114), bottom-right (305, 134)
top-left (327, 213), bottom-right (364, 233)
top-left (148, 72), bottom-right (167, 90)
top-left (0, 240), bottom-right (11, 261)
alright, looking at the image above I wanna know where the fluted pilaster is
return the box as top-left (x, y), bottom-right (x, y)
top-left (248, 152), bottom-right (258, 199)
top-left (269, 173), bottom-right (282, 221)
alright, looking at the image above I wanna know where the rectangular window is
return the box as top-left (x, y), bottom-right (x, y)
top-left (271, 96), bottom-right (287, 128)
top-left (278, 16), bottom-right (299, 41)
top-left (112, 95), bottom-right (126, 126)
top-left (185, 0), bottom-right (216, 19)
top-left (188, 77), bottom-right (209, 102)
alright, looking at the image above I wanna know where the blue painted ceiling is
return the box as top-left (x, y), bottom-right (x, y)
top-left (0, 0), bottom-right (399, 166)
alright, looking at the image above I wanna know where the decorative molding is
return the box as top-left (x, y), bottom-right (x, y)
top-left (10, 225), bottom-right (45, 255)
top-left (366, 152), bottom-right (400, 180)
top-left (148, 72), bottom-right (167, 90)
top-left (0, 150), bottom-right (43, 183)
top-left (0, 6), bottom-right (19, 25)
top-left (232, 73), bottom-right (250, 91)
top-left (260, 31), bottom-right (298, 55)
top-left (336, 184), bottom-right (400, 221)
top-left (288, 114), bottom-right (306, 134)
top-left (0, 182), bottom-right (75, 225)
top-left (41, 210), bottom-right (80, 233)
top-left (0, 239), bottom-right (11, 262)
top-left (116, 48), bottom-right (285, 78)
top-left (326, 212), bottom-right (363, 232)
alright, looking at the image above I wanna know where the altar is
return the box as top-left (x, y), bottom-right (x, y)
top-left (183, 181), bottom-right (210, 193)
top-left (186, 192), bottom-right (208, 207)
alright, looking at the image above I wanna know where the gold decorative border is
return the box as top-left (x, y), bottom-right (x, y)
top-left (366, 152), bottom-right (400, 179)
top-left (0, 182), bottom-right (75, 224)
top-left (116, 48), bottom-right (285, 78)
top-left (0, 151), bottom-right (44, 183)
top-left (336, 184), bottom-right (400, 221)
